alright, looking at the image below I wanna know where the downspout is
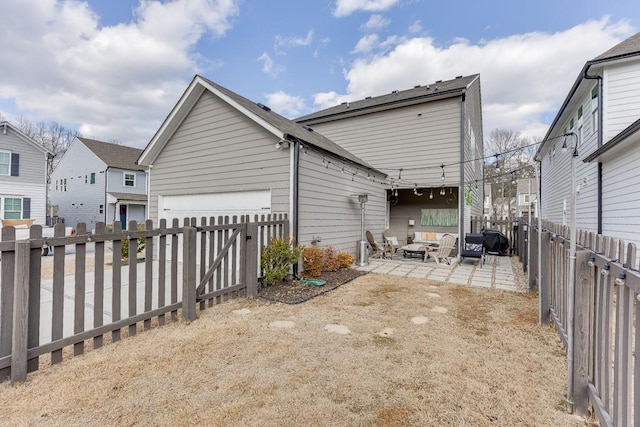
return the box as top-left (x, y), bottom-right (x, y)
top-left (458, 91), bottom-right (466, 256)
top-left (105, 167), bottom-right (109, 223)
top-left (292, 140), bottom-right (300, 277)
top-left (583, 64), bottom-right (603, 234)
top-left (146, 165), bottom-right (152, 220)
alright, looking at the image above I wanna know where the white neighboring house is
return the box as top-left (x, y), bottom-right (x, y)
top-left (516, 178), bottom-right (537, 218)
top-left (0, 121), bottom-right (51, 226)
top-left (50, 137), bottom-right (147, 230)
top-left (535, 32), bottom-right (640, 254)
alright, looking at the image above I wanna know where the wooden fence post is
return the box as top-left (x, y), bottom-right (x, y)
top-left (11, 239), bottom-right (30, 384)
top-left (182, 226), bottom-right (197, 322)
top-left (245, 222), bottom-right (259, 298)
top-left (572, 249), bottom-right (592, 415)
top-left (1, 226), bottom-right (16, 380)
top-left (540, 230), bottom-right (551, 326)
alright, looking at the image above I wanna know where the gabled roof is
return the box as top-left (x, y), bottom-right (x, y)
top-left (79, 137), bottom-right (145, 171)
top-left (583, 117), bottom-right (640, 163)
top-left (296, 74), bottom-right (479, 124)
top-left (0, 121), bottom-right (52, 156)
top-left (138, 75), bottom-right (379, 172)
top-left (536, 32), bottom-right (640, 159)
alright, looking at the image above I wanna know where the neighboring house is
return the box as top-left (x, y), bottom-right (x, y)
top-left (535, 32), bottom-right (640, 253)
top-left (483, 184), bottom-right (492, 219)
top-left (516, 178), bottom-right (537, 218)
top-left (137, 75), bottom-right (386, 254)
top-left (296, 74), bottom-right (484, 248)
top-left (50, 137), bottom-right (147, 230)
top-left (0, 121), bottom-right (51, 225)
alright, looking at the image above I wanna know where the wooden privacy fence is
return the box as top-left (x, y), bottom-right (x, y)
top-left (0, 214), bottom-right (288, 384)
top-left (470, 216), bottom-right (521, 256)
top-left (529, 220), bottom-right (639, 427)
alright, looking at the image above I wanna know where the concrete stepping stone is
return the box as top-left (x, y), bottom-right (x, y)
top-left (431, 306), bottom-right (448, 314)
top-left (411, 316), bottom-right (429, 324)
top-left (426, 292), bottom-right (441, 298)
top-left (233, 308), bottom-right (252, 316)
top-left (269, 320), bottom-right (295, 329)
top-left (324, 324), bottom-right (351, 335)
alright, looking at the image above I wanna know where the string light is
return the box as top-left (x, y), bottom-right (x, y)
top-left (429, 188), bottom-right (433, 199)
top-left (439, 186), bottom-right (445, 196)
top-left (440, 164), bottom-right (445, 181)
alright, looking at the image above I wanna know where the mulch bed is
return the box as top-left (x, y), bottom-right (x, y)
top-left (258, 268), bottom-right (368, 304)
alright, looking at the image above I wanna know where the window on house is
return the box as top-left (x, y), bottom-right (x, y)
top-left (99, 204), bottom-right (104, 214)
top-left (55, 179), bottom-right (59, 191)
top-left (570, 117), bottom-right (575, 130)
top-left (124, 173), bottom-right (135, 187)
top-left (85, 175), bottom-right (88, 184)
top-left (591, 86), bottom-right (599, 133)
top-left (90, 172), bottom-right (96, 184)
top-left (521, 194), bottom-right (530, 204)
top-left (64, 178), bottom-right (67, 192)
top-left (0, 151), bottom-right (10, 175)
top-left (577, 105), bottom-right (583, 120)
top-left (4, 197), bottom-right (22, 219)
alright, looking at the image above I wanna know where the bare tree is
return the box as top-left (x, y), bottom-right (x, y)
top-left (14, 117), bottom-right (81, 182)
top-left (484, 129), bottom-right (535, 217)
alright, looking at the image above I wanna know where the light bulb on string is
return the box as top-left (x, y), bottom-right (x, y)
top-left (429, 189), bottom-right (433, 199)
top-left (440, 186), bottom-right (445, 196)
top-left (440, 164), bottom-right (445, 181)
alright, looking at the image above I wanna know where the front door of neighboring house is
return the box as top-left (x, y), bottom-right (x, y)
top-left (120, 204), bottom-right (127, 229)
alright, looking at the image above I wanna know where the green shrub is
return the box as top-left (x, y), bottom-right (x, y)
top-left (322, 246), bottom-right (340, 272)
top-left (337, 252), bottom-right (355, 268)
top-left (302, 247), bottom-right (323, 278)
top-left (261, 238), bottom-right (303, 285)
top-left (121, 224), bottom-right (146, 260)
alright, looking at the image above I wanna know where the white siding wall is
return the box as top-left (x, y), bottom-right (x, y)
top-left (107, 168), bottom-right (147, 194)
top-left (463, 79), bottom-right (484, 232)
top-left (603, 60), bottom-right (640, 142)
top-left (540, 89), bottom-right (599, 232)
top-left (50, 140), bottom-right (107, 229)
top-left (0, 128), bottom-right (48, 224)
top-left (149, 91), bottom-right (290, 222)
top-left (601, 141), bottom-right (640, 265)
top-left (297, 152), bottom-right (386, 254)
top-left (308, 98), bottom-right (462, 185)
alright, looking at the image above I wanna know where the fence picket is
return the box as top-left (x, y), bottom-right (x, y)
top-left (74, 223), bottom-right (87, 356)
top-left (51, 223), bottom-right (66, 363)
top-left (1, 226), bottom-right (17, 379)
top-left (112, 221), bottom-right (122, 342)
top-left (144, 219), bottom-right (153, 331)
top-left (93, 223), bottom-right (105, 349)
top-left (158, 219), bottom-right (167, 326)
top-left (27, 226), bottom-right (42, 373)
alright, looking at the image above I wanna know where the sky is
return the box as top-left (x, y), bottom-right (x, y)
top-left (1, 0), bottom-right (639, 148)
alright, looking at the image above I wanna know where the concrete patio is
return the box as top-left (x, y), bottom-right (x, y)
top-left (355, 254), bottom-right (524, 292)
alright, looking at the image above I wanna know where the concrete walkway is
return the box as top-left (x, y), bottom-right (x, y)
top-left (355, 254), bottom-right (523, 292)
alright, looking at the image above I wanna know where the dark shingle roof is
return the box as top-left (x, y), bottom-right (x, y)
top-left (79, 137), bottom-right (145, 171)
top-left (592, 32), bottom-right (640, 62)
top-left (296, 74), bottom-right (478, 123)
top-left (198, 76), bottom-right (377, 170)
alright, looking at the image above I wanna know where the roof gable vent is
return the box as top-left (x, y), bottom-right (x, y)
top-left (257, 103), bottom-right (271, 112)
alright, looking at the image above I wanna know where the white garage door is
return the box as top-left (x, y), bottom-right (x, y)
top-left (159, 190), bottom-right (271, 223)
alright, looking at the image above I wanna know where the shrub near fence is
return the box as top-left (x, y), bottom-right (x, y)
top-left (0, 214), bottom-right (288, 384)
top-left (528, 220), bottom-right (639, 427)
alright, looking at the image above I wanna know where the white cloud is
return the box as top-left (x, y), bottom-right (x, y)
top-left (274, 30), bottom-right (314, 54)
top-left (264, 91), bottom-right (307, 118)
top-left (362, 14), bottom-right (390, 31)
top-left (352, 34), bottom-right (380, 53)
top-left (408, 20), bottom-right (422, 34)
top-left (0, 0), bottom-right (240, 147)
top-left (257, 52), bottom-right (285, 77)
top-left (333, 0), bottom-right (400, 17)
top-left (315, 17), bottom-right (635, 140)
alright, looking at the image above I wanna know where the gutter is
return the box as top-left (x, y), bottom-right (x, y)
top-left (292, 139), bottom-right (300, 277)
top-left (583, 64), bottom-right (603, 234)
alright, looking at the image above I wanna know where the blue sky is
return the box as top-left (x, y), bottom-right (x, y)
top-left (1, 0), bottom-right (639, 147)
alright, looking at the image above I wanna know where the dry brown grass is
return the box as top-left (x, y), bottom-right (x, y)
top-left (0, 274), bottom-right (588, 426)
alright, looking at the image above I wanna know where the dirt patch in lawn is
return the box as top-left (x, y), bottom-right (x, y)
top-left (0, 274), bottom-right (592, 426)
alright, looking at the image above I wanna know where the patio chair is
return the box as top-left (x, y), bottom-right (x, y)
top-left (460, 233), bottom-right (485, 267)
top-left (366, 230), bottom-right (388, 259)
top-left (428, 234), bottom-right (456, 266)
top-left (382, 229), bottom-right (400, 258)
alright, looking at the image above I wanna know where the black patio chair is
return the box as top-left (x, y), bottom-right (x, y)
top-left (460, 233), bottom-right (485, 267)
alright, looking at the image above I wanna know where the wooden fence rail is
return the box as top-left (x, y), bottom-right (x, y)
top-left (529, 221), bottom-right (638, 426)
top-left (0, 214), bottom-right (288, 384)
top-left (470, 216), bottom-right (521, 256)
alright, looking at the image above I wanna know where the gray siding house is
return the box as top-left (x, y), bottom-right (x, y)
top-left (137, 75), bottom-right (387, 254)
top-left (0, 121), bottom-right (51, 225)
top-left (536, 32), bottom-right (640, 258)
top-left (50, 137), bottom-right (147, 230)
top-left (297, 75), bottom-right (484, 247)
